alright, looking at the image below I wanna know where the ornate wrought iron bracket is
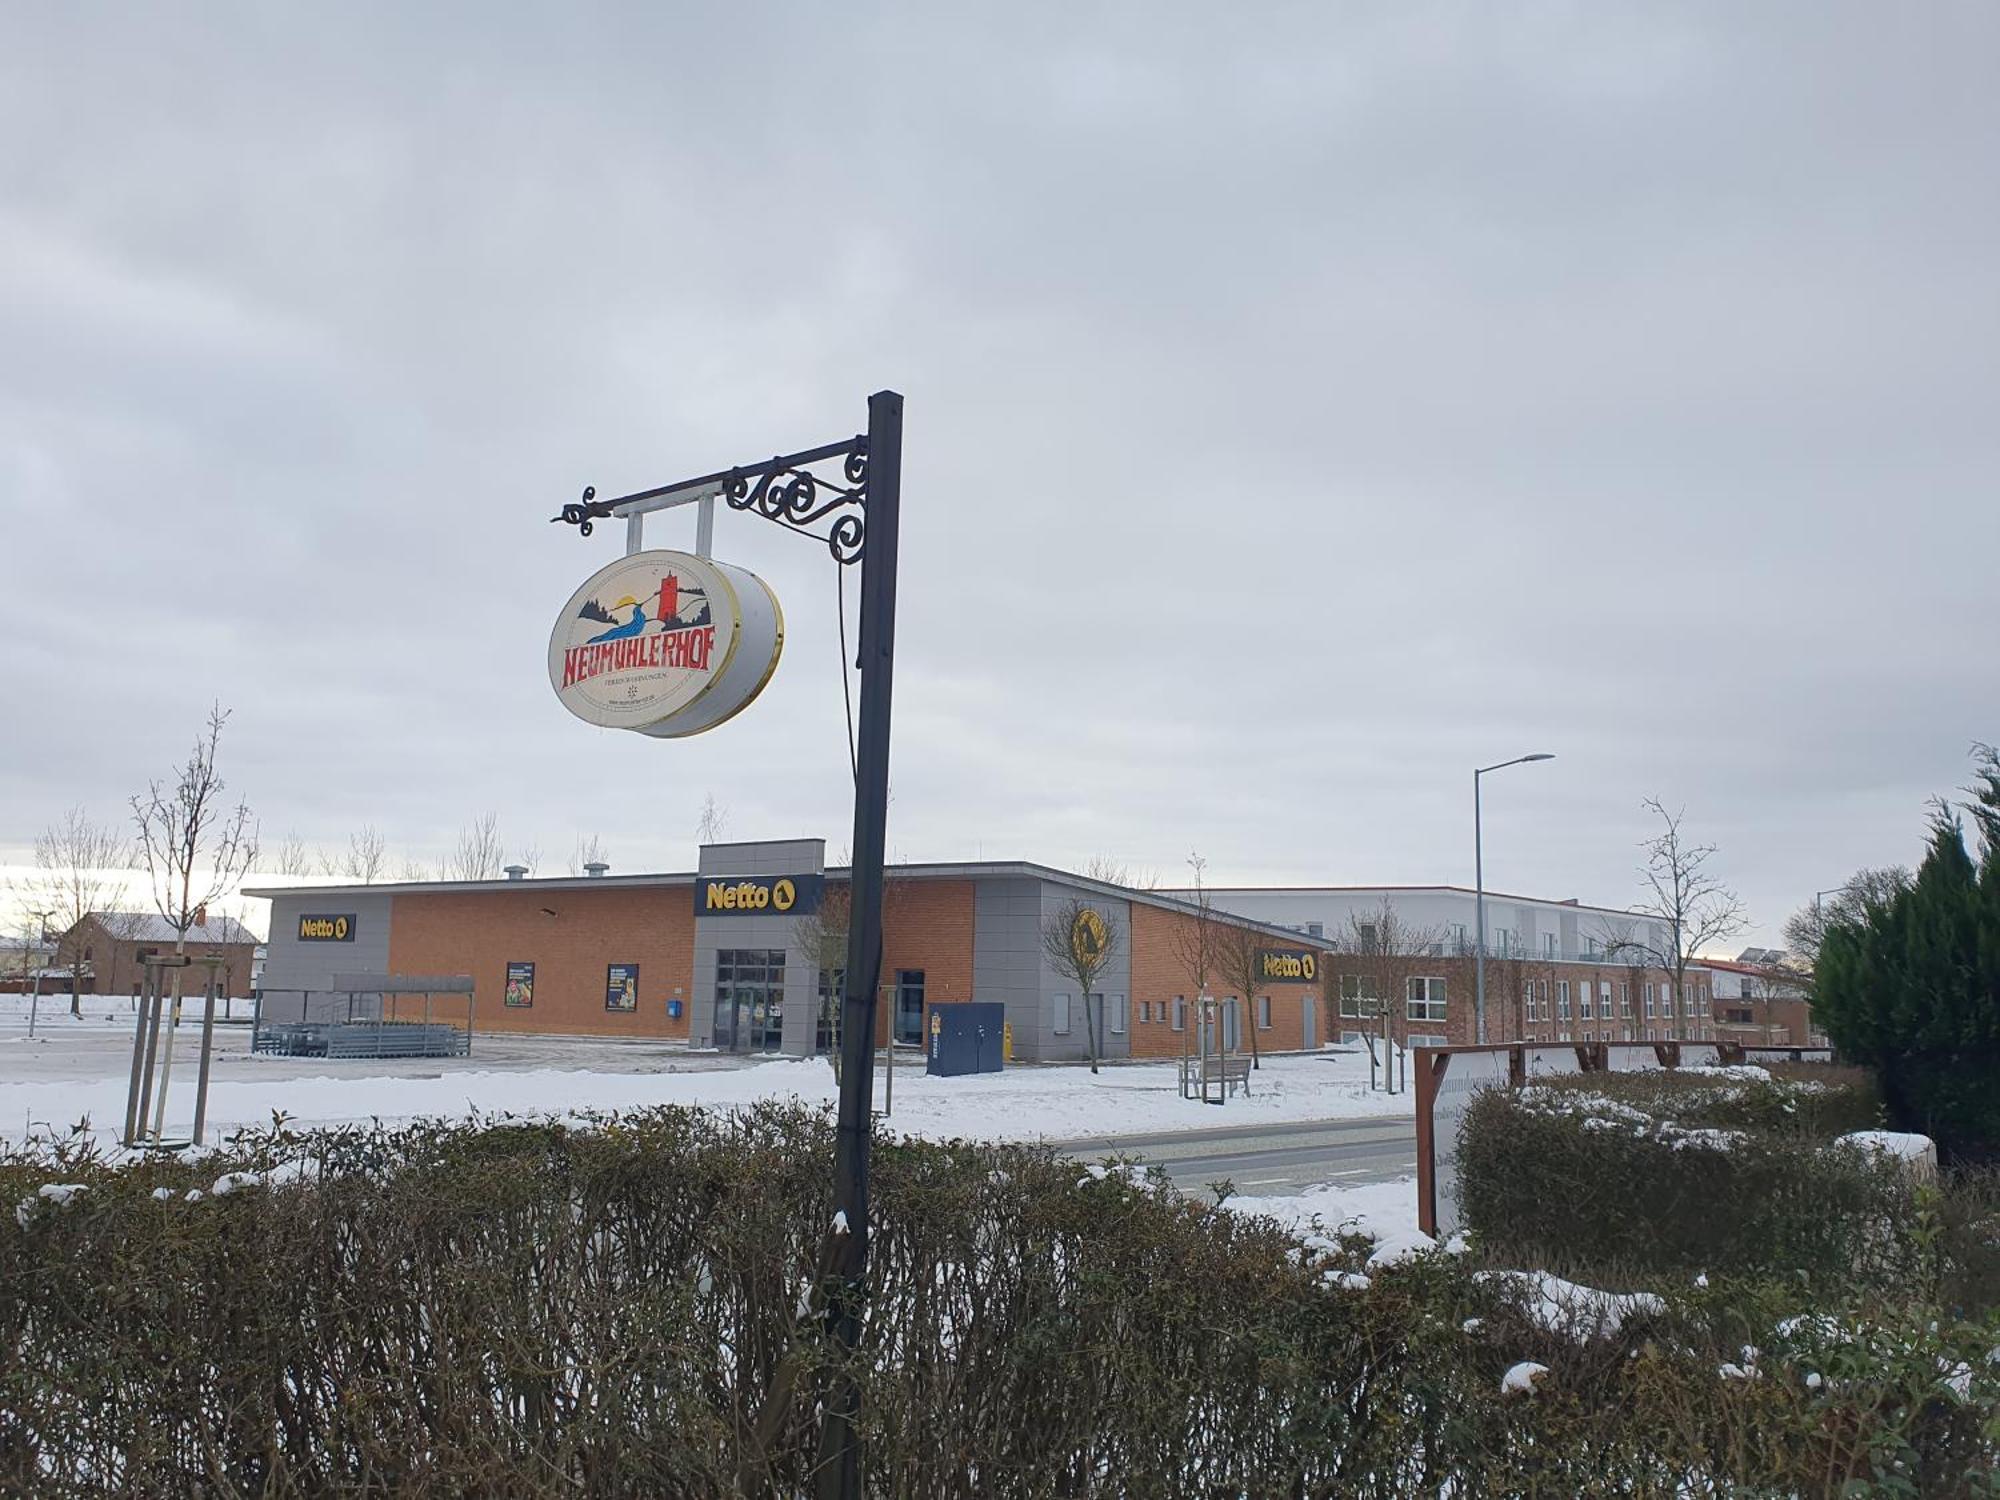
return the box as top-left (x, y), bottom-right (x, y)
top-left (552, 433), bottom-right (870, 564)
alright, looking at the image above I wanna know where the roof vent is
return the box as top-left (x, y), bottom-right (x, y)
top-left (584, 861), bottom-right (610, 878)
top-left (503, 865), bottom-right (529, 881)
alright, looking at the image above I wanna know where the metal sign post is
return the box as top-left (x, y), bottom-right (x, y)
top-left (553, 391), bottom-right (903, 1500)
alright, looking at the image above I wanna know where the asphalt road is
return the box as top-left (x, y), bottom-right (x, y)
top-left (1054, 1114), bottom-right (1417, 1198)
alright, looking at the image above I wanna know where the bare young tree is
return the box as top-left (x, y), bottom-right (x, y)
top-left (794, 882), bottom-right (852, 1081)
top-left (696, 793), bottom-right (729, 845)
top-left (447, 812), bottom-right (504, 882)
top-left (341, 825), bottom-right (388, 883)
top-left (1041, 895), bottom-right (1121, 1075)
top-left (399, 856), bottom-right (434, 883)
top-left (27, 805), bottom-right (130, 1017)
top-left (515, 842), bottom-right (542, 877)
top-left (567, 833), bottom-right (608, 876)
top-left (272, 830), bottom-right (315, 877)
top-left (1215, 921), bottom-right (1279, 1070)
top-left (1329, 898), bottom-right (1447, 1056)
top-left (1608, 799), bottom-right (1746, 1021)
top-left (1168, 853), bottom-right (1224, 1063)
top-left (1781, 865), bottom-right (1913, 968)
top-left (130, 704), bottom-right (258, 1139)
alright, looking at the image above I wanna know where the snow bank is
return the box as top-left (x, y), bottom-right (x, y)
top-left (1478, 1270), bottom-right (1664, 1339)
top-left (1837, 1130), bottom-right (1937, 1178)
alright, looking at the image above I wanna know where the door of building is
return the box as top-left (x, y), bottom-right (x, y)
top-left (1302, 995), bottom-right (1318, 1050)
top-left (716, 949), bottom-right (786, 1053)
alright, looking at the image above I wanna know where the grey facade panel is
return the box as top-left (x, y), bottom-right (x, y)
top-left (973, 877), bottom-right (1045, 1060)
top-left (258, 892), bottom-right (396, 1020)
top-left (693, 839), bottom-right (826, 1056)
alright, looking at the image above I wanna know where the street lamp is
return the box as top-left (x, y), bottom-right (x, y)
top-left (1474, 754), bottom-right (1555, 1045)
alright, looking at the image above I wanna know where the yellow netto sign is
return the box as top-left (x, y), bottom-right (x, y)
top-left (1070, 907), bottom-right (1109, 965)
top-left (298, 914), bottom-right (355, 942)
top-left (1257, 947), bottom-right (1318, 983)
top-left (695, 873), bottom-right (823, 917)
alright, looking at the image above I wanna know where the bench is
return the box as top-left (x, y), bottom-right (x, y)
top-left (1180, 1053), bottom-right (1252, 1103)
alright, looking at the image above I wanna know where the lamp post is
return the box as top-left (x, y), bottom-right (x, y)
top-left (1474, 754), bottom-right (1555, 1045)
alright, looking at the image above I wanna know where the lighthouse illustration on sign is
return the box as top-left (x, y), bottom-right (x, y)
top-left (549, 549), bottom-right (784, 738)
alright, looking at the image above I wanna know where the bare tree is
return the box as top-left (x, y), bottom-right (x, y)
top-left (1168, 853), bottom-right (1224, 1064)
top-left (446, 812), bottom-right (504, 882)
top-left (27, 805), bottom-right (130, 1017)
top-left (794, 882), bottom-right (853, 1081)
top-left (399, 856), bottom-right (433, 883)
top-left (341, 825), bottom-right (388, 883)
top-left (1081, 855), bottom-right (1160, 891)
top-left (567, 834), bottom-right (608, 876)
top-left (515, 842), bottom-right (542, 877)
top-left (130, 703), bottom-right (258, 1139)
top-left (696, 794), bottom-right (729, 845)
top-left (1215, 922), bottom-right (1279, 1069)
top-left (272, 830), bottom-right (315, 877)
top-left (1607, 799), bottom-right (1746, 1024)
top-left (1329, 898), bottom-right (1447, 1056)
top-left (1781, 865), bottom-right (1913, 968)
top-left (1041, 895), bottom-right (1121, 1075)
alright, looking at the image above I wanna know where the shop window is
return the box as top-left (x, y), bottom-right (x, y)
top-left (1053, 993), bottom-right (1072, 1035)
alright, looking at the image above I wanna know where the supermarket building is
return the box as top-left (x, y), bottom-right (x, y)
top-left (248, 839), bottom-right (1340, 1063)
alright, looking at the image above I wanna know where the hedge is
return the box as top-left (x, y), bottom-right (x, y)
top-left (2, 1104), bottom-right (1996, 1496)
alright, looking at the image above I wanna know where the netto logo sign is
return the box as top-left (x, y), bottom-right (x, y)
top-left (696, 873), bottom-right (823, 917)
top-left (1070, 907), bottom-right (1109, 965)
top-left (1257, 948), bottom-right (1318, 983)
top-left (298, 914), bottom-right (355, 942)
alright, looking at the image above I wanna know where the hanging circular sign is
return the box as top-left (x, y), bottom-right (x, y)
top-left (548, 549), bottom-right (784, 737)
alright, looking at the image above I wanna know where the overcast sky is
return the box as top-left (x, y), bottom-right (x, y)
top-left (3, 4), bottom-right (1996, 945)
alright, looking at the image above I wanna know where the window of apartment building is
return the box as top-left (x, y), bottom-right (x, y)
top-left (1450, 922), bottom-right (1468, 951)
top-left (1139, 1000), bottom-right (1151, 1024)
top-left (1644, 988), bottom-right (1656, 1020)
top-left (1407, 1032), bottom-right (1448, 1049)
top-left (1053, 993), bottom-right (1072, 1035)
top-left (1543, 932), bottom-right (1557, 959)
top-left (1520, 981), bottom-right (1536, 1022)
top-left (1618, 981), bottom-right (1631, 1018)
top-left (1535, 978), bottom-right (1549, 1020)
top-left (1339, 975), bottom-right (1378, 1018)
top-left (1578, 983), bottom-right (1593, 1020)
top-left (1600, 982), bottom-right (1613, 1019)
top-left (1173, 995), bottom-right (1187, 1031)
top-left (1407, 976), bottom-right (1447, 1024)
top-left (1557, 980), bottom-right (1572, 1022)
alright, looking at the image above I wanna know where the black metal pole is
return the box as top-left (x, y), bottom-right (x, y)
top-left (816, 389), bottom-right (902, 1499)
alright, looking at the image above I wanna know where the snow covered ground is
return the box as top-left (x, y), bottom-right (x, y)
top-left (0, 1005), bottom-right (1410, 1149)
top-left (1225, 1175), bottom-right (1422, 1242)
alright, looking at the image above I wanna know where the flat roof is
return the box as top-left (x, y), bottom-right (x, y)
top-left (245, 859), bottom-right (1328, 948)
top-left (1177, 883), bottom-right (1657, 923)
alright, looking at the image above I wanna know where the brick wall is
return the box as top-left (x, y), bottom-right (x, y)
top-left (387, 886), bottom-right (696, 1038)
top-left (1126, 903), bottom-right (1321, 1059)
top-left (834, 877), bottom-right (977, 1042)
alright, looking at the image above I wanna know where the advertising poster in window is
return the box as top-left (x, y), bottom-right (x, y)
top-left (505, 961), bottom-right (535, 1008)
top-left (605, 962), bottom-right (639, 1012)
